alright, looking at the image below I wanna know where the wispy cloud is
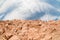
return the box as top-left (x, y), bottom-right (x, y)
top-left (0, 0), bottom-right (60, 21)
top-left (40, 13), bottom-right (57, 21)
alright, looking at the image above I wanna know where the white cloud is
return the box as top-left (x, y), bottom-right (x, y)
top-left (0, 0), bottom-right (57, 20)
top-left (40, 13), bottom-right (57, 21)
top-left (0, 0), bottom-right (20, 13)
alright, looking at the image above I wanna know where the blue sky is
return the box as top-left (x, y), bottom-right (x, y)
top-left (0, 0), bottom-right (60, 21)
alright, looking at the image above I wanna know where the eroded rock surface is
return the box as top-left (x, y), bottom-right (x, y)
top-left (0, 20), bottom-right (60, 40)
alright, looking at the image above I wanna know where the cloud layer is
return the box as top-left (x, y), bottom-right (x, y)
top-left (0, 0), bottom-right (60, 21)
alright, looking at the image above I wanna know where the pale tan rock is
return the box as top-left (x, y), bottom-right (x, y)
top-left (0, 20), bottom-right (60, 40)
top-left (0, 36), bottom-right (6, 40)
top-left (9, 35), bottom-right (20, 40)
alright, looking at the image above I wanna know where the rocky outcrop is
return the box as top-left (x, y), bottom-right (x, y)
top-left (0, 20), bottom-right (60, 40)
